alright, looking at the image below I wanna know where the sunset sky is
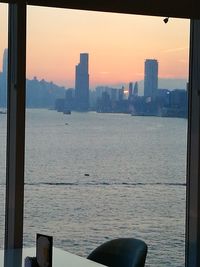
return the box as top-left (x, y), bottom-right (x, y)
top-left (0, 4), bottom-right (190, 89)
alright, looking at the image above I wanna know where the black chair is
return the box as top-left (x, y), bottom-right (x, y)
top-left (24, 257), bottom-right (39, 267)
top-left (87, 238), bottom-right (148, 267)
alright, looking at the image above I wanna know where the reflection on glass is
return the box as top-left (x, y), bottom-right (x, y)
top-left (0, 3), bottom-right (8, 249)
top-left (24, 7), bottom-right (189, 267)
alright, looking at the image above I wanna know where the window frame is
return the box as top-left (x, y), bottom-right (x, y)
top-left (1, 0), bottom-right (200, 19)
top-left (1, 1), bottom-right (200, 266)
top-left (186, 20), bottom-right (200, 267)
top-left (4, 1), bottom-right (26, 267)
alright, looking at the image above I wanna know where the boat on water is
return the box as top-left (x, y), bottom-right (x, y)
top-left (0, 110), bottom-right (6, 115)
top-left (63, 110), bottom-right (71, 115)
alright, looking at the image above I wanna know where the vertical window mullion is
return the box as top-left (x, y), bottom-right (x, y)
top-left (4, 1), bottom-right (26, 267)
top-left (186, 19), bottom-right (200, 267)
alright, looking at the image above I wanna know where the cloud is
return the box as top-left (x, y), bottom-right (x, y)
top-left (178, 59), bottom-right (188, 63)
top-left (135, 72), bottom-right (144, 76)
top-left (99, 71), bottom-right (110, 75)
top-left (163, 47), bottom-right (188, 53)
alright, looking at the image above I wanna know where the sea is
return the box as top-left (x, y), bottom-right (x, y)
top-left (0, 109), bottom-right (187, 267)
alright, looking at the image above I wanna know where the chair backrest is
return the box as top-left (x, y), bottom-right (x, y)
top-left (24, 257), bottom-right (39, 267)
top-left (87, 238), bottom-right (148, 267)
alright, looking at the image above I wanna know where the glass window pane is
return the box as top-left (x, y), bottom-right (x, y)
top-left (24, 7), bottom-right (189, 266)
top-left (0, 2), bottom-right (8, 249)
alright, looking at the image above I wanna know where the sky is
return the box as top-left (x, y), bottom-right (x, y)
top-left (0, 4), bottom-right (190, 89)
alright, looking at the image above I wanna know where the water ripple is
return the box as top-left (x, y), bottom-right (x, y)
top-left (20, 181), bottom-right (187, 187)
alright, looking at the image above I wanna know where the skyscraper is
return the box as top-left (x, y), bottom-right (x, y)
top-left (133, 82), bottom-right (138, 96)
top-left (128, 82), bottom-right (133, 99)
top-left (75, 53), bottom-right (89, 111)
top-left (144, 59), bottom-right (158, 99)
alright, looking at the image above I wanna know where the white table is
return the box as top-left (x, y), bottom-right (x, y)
top-left (0, 247), bottom-right (107, 267)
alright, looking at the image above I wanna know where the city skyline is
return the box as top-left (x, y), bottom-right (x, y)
top-left (0, 48), bottom-right (187, 93)
top-left (0, 5), bottom-right (189, 88)
top-left (0, 47), bottom-right (188, 117)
